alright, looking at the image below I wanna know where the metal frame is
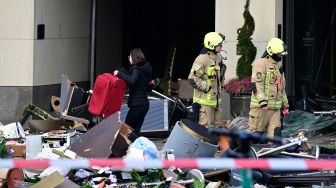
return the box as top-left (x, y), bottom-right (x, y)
top-left (60, 74), bottom-right (90, 124)
top-left (254, 137), bottom-right (320, 159)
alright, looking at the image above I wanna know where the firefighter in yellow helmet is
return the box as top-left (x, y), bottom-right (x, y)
top-left (248, 38), bottom-right (289, 138)
top-left (188, 32), bottom-right (226, 127)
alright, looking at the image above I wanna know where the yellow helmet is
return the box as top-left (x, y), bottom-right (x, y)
top-left (204, 32), bottom-right (225, 50)
top-left (266, 38), bottom-right (287, 56)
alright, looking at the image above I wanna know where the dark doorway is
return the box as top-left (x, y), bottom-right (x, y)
top-left (95, 0), bottom-right (215, 81)
top-left (292, 0), bottom-right (336, 99)
top-left (95, 0), bottom-right (123, 76)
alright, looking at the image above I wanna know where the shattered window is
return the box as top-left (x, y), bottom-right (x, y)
top-left (282, 110), bottom-right (336, 138)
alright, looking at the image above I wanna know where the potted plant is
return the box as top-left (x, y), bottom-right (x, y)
top-left (224, 77), bottom-right (252, 117)
top-left (224, 0), bottom-right (256, 118)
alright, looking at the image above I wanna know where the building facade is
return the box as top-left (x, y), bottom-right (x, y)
top-left (0, 0), bottom-right (91, 123)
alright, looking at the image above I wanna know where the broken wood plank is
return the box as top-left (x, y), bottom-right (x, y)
top-left (70, 113), bottom-right (121, 158)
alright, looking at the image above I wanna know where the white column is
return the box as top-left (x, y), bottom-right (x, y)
top-left (0, 0), bottom-right (35, 86)
top-left (216, 0), bottom-right (282, 80)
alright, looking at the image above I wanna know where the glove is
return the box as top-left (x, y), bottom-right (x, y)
top-left (282, 108), bottom-right (289, 116)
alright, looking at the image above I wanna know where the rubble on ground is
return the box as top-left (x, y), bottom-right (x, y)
top-left (1, 76), bottom-right (336, 187)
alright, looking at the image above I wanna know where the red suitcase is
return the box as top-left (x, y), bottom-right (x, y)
top-left (89, 73), bottom-right (127, 118)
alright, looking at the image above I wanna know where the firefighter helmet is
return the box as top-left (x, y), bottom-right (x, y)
top-left (204, 32), bottom-right (225, 50)
top-left (266, 38), bottom-right (287, 56)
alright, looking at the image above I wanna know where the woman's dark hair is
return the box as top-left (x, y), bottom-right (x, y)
top-left (130, 48), bottom-right (146, 63)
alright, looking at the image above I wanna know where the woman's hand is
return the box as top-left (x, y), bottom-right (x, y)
top-left (113, 70), bottom-right (118, 75)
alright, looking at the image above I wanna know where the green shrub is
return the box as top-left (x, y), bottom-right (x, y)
top-left (236, 0), bottom-right (257, 79)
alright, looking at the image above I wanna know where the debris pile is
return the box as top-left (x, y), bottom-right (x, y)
top-left (1, 75), bottom-right (336, 187)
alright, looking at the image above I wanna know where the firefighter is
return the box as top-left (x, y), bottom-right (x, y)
top-left (248, 38), bottom-right (289, 138)
top-left (188, 32), bottom-right (226, 128)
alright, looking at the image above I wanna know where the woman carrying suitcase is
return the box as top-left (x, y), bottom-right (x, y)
top-left (114, 48), bottom-right (152, 141)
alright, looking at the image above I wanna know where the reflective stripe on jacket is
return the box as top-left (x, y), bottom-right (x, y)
top-left (250, 57), bottom-right (289, 109)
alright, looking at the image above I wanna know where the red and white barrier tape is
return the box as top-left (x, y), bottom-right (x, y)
top-left (1, 158), bottom-right (335, 170)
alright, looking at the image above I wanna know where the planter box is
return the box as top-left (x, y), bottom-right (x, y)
top-left (230, 95), bottom-right (251, 117)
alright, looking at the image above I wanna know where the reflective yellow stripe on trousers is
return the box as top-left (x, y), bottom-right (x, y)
top-left (250, 98), bottom-right (282, 109)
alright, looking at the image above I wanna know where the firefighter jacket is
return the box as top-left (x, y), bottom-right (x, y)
top-left (250, 57), bottom-right (289, 109)
top-left (188, 51), bottom-right (226, 107)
